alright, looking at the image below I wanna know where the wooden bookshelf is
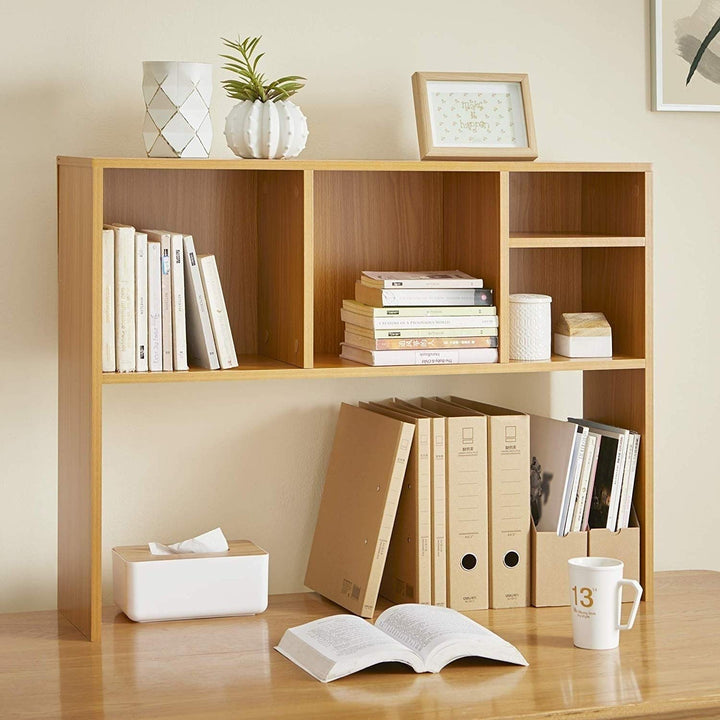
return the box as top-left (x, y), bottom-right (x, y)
top-left (57, 158), bottom-right (653, 640)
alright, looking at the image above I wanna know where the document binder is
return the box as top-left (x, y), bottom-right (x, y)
top-left (448, 397), bottom-right (531, 609)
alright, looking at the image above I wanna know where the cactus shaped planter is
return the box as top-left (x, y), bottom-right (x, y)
top-left (225, 99), bottom-right (308, 159)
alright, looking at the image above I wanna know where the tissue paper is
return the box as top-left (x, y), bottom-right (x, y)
top-left (149, 527), bottom-right (229, 555)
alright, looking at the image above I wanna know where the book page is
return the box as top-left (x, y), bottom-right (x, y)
top-left (375, 604), bottom-right (528, 672)
top-left (275, 614), bottom-right (423, 682)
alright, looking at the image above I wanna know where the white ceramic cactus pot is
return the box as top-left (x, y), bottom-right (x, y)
top-left (224, 99), bottom-right (308, 159)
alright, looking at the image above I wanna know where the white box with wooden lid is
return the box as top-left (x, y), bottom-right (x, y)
top-left (112, 540), bottom-right (268, 622)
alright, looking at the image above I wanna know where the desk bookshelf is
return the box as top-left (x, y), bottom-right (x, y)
top-left (58, 158), bottom-right (653, 640)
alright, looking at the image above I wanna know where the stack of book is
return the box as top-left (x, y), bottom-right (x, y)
top-left (530, 415), bottom-right (640, 535)
top-left (338, 271), bottom-right (499, 366)
top-left (102, 224), bottom-right (238, 373)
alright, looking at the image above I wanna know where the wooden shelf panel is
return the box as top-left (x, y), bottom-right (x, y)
top-left (509, 233), bottom-right (645, 248)
top-left (102, 354), bottom-right (646, 383)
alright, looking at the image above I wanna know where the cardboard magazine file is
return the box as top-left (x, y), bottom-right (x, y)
top-left (359, 401), bottom-right (432, 607)
top-left (588, 507), bottom-right (641, 603)
top-left (304, 404), bottom-right (415, 617)
top-left (530, 524), bottom-right (587, 607)
top-left (448, 397), bottom-right (531, 610)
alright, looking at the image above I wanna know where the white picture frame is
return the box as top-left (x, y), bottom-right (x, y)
top-left (652, 0), bottom-right (720, 111)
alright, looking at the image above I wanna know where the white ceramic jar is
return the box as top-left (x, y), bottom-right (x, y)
top-left (509, 293), bottom-right (552, 360)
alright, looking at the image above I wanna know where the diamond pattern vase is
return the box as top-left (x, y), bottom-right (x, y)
top-left (142, 61), bottom-right (212, 158)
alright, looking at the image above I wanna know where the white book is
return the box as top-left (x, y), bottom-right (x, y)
top-left (106, 224), bottom-right (135, 372)
top-left (274, 604), bottom-right (527, 683)
top-left (101, 228), bottom-right (115, 372)
top-left (617, 432), bottom-right (641, 529)
top-left (144, 231), bottom-right (174, 371)
top-left (340, 344), bottom-right (498, 367)
top-left (169, 233), bottom-right (188, 370)
top-left (568, 418), bottom-right (629, 531)
top-left (199, 254), bottom-right (238, 369)
top-left (340, 309), bottom-right (499, 330)
top-left (570, 433), bottom-right (599, 532)
top-left (560, 425), bottom-right (588, 536)
top-left (135, 232), bottom-right (148, 372)
top-left (183, 236), bottom-right (219, 370)
top-left (147, 241), bottom-right (162, 371)
top-left (360, 270), bottom-right (484, 289)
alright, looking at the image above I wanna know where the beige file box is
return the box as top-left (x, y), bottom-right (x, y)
top-left (416, 398), bottom-right (489, 611)
top-left (449, 398), bottom-right (531, 609)
top-left (588, 508), bottom-right (640, 602)
top-left (530, 524), bottom-right (588, 607)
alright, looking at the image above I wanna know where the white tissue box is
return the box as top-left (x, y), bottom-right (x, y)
top-left (112, 540), bottom-right (269, 622)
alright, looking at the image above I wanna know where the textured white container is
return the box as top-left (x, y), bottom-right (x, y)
top-left (142, 61), bottom-right (212, 158)
top-left (509, 294), bottom-right (552, 360)
top-left (224, 99), bottom-right (309, 159)
top-left (112, 540), bottom-right (268, 622)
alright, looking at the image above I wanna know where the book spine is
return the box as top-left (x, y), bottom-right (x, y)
top-left (344, 322), bottom-right (498, 339)
top-left (183, 236), bottom-right (219, 370)
top-left (114, 226), bottom-right (135, 372)
top-left (361, 277), bottom-right (485, 289)
top-left (341, 309), bottom-right (499, 330)
top-left (340, 344), bottom-right (498, 366)
top-left (135, 232), bottom-right (148, 372)
top-left (199, 255), bottom-right (238, 369)
top-left (344, 332), bottom-right (498, 350)
top-left (356, 282), bottom-right (494, 307)
top-left (364, 422), bottom-right (415, 617)
top-left (562, 429), bottom-right (587, 536)
top-left (617, 434), bottom-right (640, 529)
top-left (431, 418), bottom-right (446, 607)
top-left (160, 235), bottom-right (173, 371)
top-left (170, 234), bottom-right (188, 370)
top-left (417, 420), bottom-right (432, 606)
top-left (101, 229), bottom-right (115, 372)
top-left (343, 301), bottom-right (497, 317)
top-left (606, 434), bottom-right (627, 531)
top-left (147, 241), bottom-right (162, 372)
top-left (571, 434), bottom-right (597, 532)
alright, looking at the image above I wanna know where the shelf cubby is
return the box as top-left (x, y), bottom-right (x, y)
top-left (58, 158), bottom-right (653, 640)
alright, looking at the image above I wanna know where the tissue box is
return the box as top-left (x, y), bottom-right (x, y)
top-left (113, 540), bottom-right (268, 622)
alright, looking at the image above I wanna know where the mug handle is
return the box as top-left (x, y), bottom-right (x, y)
top-left (617, 579), bottom-right (643, 630)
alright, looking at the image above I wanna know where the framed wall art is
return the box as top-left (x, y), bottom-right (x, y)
top-left (652, 0), bottom-right (720, 111)
top-left (411, 72), bottom-right (537, 160)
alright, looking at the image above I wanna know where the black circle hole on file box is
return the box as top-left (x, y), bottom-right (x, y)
top-left (504, 551), bottom-right (520, 568)
top-left (461, 553), bottom-right (477, 571)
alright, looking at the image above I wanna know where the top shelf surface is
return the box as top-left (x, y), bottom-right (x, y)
top-left (57, 157), bottom-right (653, 173)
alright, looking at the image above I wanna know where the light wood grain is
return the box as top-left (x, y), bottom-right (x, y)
top-left (1, 572), bottom-right (718, 720)
top-left (257, 170), bottom-right (306, 367)
top-left (113, 540), bottom-right (267, 563)
top-left (103, 168), bottom-right (259, 354)
top-left (58, 157), bottom-right (652, 173)
top-left (509, 234), bottom-right (645, 249)
top-left (57, 163), bottom-right (103, 640)
top-left (313, 171), bottom-right (444, 354)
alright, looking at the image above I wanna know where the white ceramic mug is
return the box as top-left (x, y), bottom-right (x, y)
top-left (568, 557), bottom-right (642, 650)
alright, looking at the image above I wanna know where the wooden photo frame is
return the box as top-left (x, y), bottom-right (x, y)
top-left (411, 72), bottom-right (537, 160)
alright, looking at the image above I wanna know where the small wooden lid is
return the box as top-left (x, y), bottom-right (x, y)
top-left (112, 540), bottom-right (267, 563)
top-left (554, 312), bottom-right (611, 337)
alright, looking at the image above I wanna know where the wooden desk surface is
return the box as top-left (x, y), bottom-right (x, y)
top-left (1, 571), bottom-right (718, 719)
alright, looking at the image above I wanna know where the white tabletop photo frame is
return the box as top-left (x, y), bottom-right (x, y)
top-left (412, 72), bottom-right (537, 160)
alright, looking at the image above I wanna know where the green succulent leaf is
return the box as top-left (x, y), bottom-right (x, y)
top-left (219, 34), bottom-right (305, 102)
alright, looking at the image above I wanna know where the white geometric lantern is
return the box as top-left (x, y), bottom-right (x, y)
top-left (142, 62), bottom-right (213, 158)
top-left (224, 99), bottom-right (308, 159)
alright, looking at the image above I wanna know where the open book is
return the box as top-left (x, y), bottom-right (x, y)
top-left (274, 603), bottom-right (528, 682)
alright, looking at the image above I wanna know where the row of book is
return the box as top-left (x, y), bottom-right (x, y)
top-left (102, 224), bottom-right (238, 372)
top-left (305, 397), bottom-right (531, 616)
top-left (338, 271), bottom-right (499, 366)
top-left (531, 416), bottom-right (640, 536)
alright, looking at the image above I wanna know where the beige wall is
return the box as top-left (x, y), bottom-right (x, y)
top-left (1, 0), bottom-right (718, 613)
